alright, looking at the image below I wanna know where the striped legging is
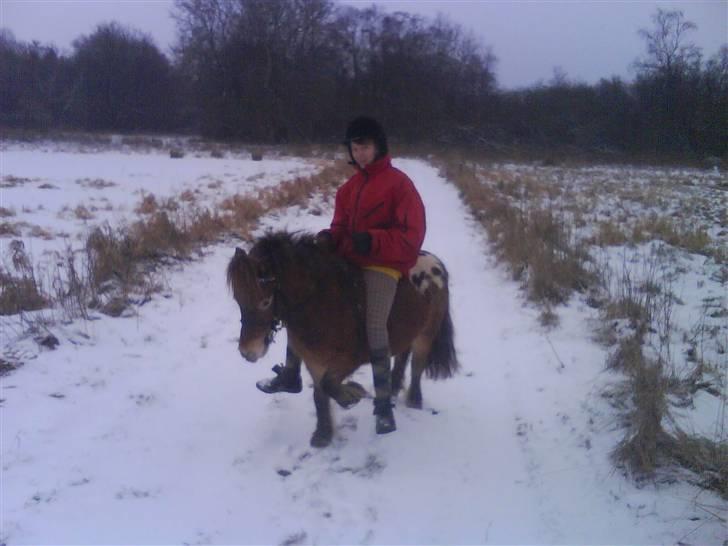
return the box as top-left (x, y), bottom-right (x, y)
top-left (363, 269), bottom-right (398, 356)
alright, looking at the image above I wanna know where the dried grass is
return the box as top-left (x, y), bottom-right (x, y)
top-left (1, 175), bottom-right (32, 188)
top-left (180, 190), bottom-right (196, 202)
top-left (633, 215), bottom-right (712, 255)
top-left (86, 224), bottom-right (136, 289)
top-left (593, 221), bottom-right (629, 247)
top-left (670, 432), bottom-right (728, 498)
top-left (0, 222), bottom-right (22, 237)
top-left (74, 205), bottom-right (95, 221)
top-left (76, 178), bottom-right (116, 189)
top-left (130, 212), bottom-right (190, 260)
top-left (0, 241), bottom-right (48, 315)
top-left (29, 225), bottom-right (54, 240)
top-left (0, 207), bottom-right (16, 218)
top-left (220, 195), bottom-right (266, 234)
top-left (136, 194), bottom-right (159, 215)
top-left (439, 158), bottom-right (593, 305)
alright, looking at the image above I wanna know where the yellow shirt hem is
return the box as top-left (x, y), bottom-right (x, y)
top-left (363, 265), bottom-right (402, 280)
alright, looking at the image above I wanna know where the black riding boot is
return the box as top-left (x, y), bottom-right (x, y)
top-left (371, 350), bottom-right (396, 434)
top-left (255, 347), bottom-right (302, 394)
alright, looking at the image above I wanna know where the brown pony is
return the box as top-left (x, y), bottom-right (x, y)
top-left (227, 231), bottom-right (458, 447)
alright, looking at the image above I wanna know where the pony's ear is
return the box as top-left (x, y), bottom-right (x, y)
top-left (235, 247), bottom-right (247, 258)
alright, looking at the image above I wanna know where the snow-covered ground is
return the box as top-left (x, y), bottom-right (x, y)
top-left (1, 146), bottom-right (726, 544)
top-left (474, 162), bottom-right (727, 444)
top-left (0, 143), bottom-right (317, 263)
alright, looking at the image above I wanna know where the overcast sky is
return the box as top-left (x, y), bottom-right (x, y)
top-left (1, 0), bottom-right (726, 89)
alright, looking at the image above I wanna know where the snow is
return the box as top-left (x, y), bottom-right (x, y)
top-left (1, 148), bottom-right (726, 544)
top-left (0, 144), bottom-right (317, 262)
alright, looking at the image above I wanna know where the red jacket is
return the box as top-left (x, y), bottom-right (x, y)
top-left (327, 155), bottom-right (426, 275)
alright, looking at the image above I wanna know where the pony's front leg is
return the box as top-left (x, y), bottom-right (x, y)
top-left (320, 368), bottom-right (367, 409)
top-left (310, 386), bottom-right (333, 448)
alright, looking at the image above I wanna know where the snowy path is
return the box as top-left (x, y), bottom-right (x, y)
top-left (2, 159), bottom-right (724, 544)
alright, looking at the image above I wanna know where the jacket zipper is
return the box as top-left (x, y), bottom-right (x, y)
top-left (361, 201), bottom-right (384, 220)
top-left (351, 169), bottom-right (369, 232)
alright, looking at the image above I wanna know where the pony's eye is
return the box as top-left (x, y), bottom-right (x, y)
top-left (258, 296), bottom-right (273, 311)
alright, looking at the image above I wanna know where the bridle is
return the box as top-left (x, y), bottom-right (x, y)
top-left (254, 262), bottom-right (321, 345)
top-left (256, 273), bottom-right (284, 346)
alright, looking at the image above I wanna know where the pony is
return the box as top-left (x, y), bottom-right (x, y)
top-left (227, 231), bottom-right (458, 447)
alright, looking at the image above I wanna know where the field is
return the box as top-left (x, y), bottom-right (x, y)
top-left (1, 137), bottom-right (725, 544)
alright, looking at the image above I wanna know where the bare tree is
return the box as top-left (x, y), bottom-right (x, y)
top-left (634, 9), bottom-right (701, 78)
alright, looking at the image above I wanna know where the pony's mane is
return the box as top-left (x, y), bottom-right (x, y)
top-left (255, 230), bottom-right (354, 284)
top-left (226, 249), bottom-right (247, 292)
top-left (227, 230), bottom-right (357, 293)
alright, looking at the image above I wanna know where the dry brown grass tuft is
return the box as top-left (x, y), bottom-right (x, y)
top-left (76, 178), bottom-right (117, 189)
top-left (0, 271), bottom-right (48, 315)
top-left (0, 357), bottom-right (22, 377)
top-left (1, 175), bottom-right (32, 188)
top-left (0, 207), bottom-right (16, 218)
top-left (136, 194), bottom-right (159, 215)
top-left (670, 432), bottom-right (728, 498)
top-left (131, 212), bottom-right (190, 260)
top-left (593, 221), bottom-right (629, 247)
top-left (186, 209), bottom-right (227, 244)
top-left (74, 205), bottom-right (95, 220)
top-left (29, 225), bottom-right (54, 240)
top-left (180, 190), bottom-right (196, 202)
top-left (86, 224), bottom-right (136, 290)
top-left (0, 222), bottom-right (22, 237)
top-left (169, 148), bottom-right (185, 159)
top-left (610, 332), bottom-right (672, 476)
top-left (0, 241), bottom-right (48, 315)
top-left (633, 215), bottom-right (712, 255)
top-left (221, 195), bottom-right (266, 234)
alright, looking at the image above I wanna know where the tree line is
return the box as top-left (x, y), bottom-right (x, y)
top-left (1, 1), bottom-right (725, 158)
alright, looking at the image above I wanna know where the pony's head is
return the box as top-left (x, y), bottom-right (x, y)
top-left (226, 246), bottom-right (278, 362)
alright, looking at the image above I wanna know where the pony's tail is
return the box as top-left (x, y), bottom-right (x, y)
top-left (425, 294), bottom-right (459, 380)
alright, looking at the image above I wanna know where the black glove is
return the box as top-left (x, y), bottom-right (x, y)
top-left (352, 231), bottom-right (372, 255)
top-left (315, 230), bottom-right (334, 251)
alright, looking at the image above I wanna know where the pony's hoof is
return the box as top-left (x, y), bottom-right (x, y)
top-left (310, 429), bottom-right (333, 448)
top-left (335, 381), bottom-right (367, 409)
top-left (405, 397), bottom-right (423, 409)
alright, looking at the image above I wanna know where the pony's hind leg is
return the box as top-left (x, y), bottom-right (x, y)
top-left (407, 339), bottom-right (430, 409)
top-left (311, 386), bottom-right (333, 448)
top-left (391, 350), bottom-right (411, 397)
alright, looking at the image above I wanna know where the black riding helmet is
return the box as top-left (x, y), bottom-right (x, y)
top-left (343, 116), bottom-right (389, 163)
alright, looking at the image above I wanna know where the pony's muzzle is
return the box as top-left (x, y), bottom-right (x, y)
top-left (238, 338), bottom-right (268, 362)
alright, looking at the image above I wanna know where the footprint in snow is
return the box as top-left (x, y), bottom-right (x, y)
top-left (129, 393), bottom-right (156, 406)
top-left (26, 489), bottom-right (58, 507)
top-left (115, 487), bottom-right (157, 500)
